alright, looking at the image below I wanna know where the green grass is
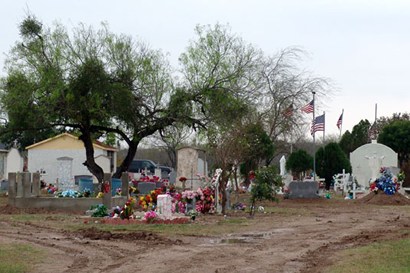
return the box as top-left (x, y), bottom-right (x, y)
top-left (0, 243), bottom-right (44, 273)
top-left (328, 238), bottom-right (410, 273)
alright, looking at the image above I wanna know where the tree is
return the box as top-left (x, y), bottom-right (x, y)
top-left (240, 121), bottom-right (275, 185)
top-left (249, 166), bottom-right (282, 216)
top-left (339, 119), bottom-right (371, 155)
top-left (151, 124), bottom-right (193, 169)
top-left (378, 120), bottom-right (410, 187)
top-left (315, 142), bottom-right (351, 190)
top-left (285, 149), bottom-right (313, 180)
top-left (338, 130), bottom-right (353, 156)
top-left (180, 24), bottom-right (263, 214)
top-left (256, 48), bottom-right (331, 160)
top-left (1, 16), bottom-right (197, 184)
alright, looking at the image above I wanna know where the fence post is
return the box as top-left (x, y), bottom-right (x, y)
top-left (22, 172), bottom-right (31, 198)
top-left (8, 173), bottom-right (16, 205)
top-left (121, 172), bottom-right (128, 197)
top-left (32, 172), bottom-right (40, 197)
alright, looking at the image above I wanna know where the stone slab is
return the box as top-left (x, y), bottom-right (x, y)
top-left (288, 181), bottom-right (319, 199)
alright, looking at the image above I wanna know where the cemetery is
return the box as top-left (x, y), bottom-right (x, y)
top-left (0, 12), bottom-right (409, 273)
top-left (1, 140), bottom-right (410, 273)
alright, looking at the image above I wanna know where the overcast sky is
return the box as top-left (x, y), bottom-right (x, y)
top-left (1, 0), bottom-right (409, 137)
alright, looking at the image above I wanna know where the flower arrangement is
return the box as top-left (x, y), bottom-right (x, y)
top-left (129, 186), bottom-right (139, 195)
top-left (369, 167), bottom-right (402, 195)
top-left (138, 188), bottom-right (164, 211)
top-left (179, 176), bottom-right (187, 182)
top-left (102, 181), bottom-right (110, 193)
top-left (144, 210), bottom-right (158, 223)
top-left (187, 210), bottom-right (198, 220)
top-left (96, 192), bottom-right (104, 198)
top-left (45, 184), bottom-right (58, 194)
top-left (120, 198), bottom-right (135, 219)
top-left (90, 204), bottom-right (108, 217)
top-left (195, 187), bottom-right (215, 214)
top-left (139, 175), bottom-right (161, 183)
top-left (115, 188), bottom-right (122, 196)
top-left (232, 202), bottom-right (246, 211)
top-left (182, 190), bottom-right (197, 203)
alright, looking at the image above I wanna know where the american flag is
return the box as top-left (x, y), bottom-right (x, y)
top-left (311, 114), bottom-right (325, 135)
top-left (283, 104), bottom-right (293, 117)
top-left (336, 113), bottom-right (343, 129)
top-left (301, 100), bottom-right (314, 113)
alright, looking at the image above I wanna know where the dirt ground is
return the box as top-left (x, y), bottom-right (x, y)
top-left (0, 193), bottom-right (409, 273)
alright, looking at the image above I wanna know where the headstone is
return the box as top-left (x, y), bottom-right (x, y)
top-left (169, 170), bottom-right (176, 185)
top-left (288, 181), bottom-right (319, 199)
top-left (154, 168), bottom-right (161, 178)
top-left (137, 182), bottom-right (156, 195)
top-left (350, 140), bottom-right (398, 188)
top-left (0, 180), bottom-right (8, 192)
top-left (156, 194), bottom-right (172, 219)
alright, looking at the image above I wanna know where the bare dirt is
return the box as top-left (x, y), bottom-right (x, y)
top-left (0, 193), bottom-right (409, 273)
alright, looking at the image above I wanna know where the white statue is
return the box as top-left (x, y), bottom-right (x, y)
top-left (280, 155), bottom-right (286, 176)
top-left (365, 153), bottom-right (385, 181)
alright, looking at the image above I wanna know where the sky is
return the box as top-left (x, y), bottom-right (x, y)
top-left (1, 0), bottom-right (410, 137)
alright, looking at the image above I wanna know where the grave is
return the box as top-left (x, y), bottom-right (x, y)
top-left (288, 181), bottom-right (319, 199)
top-left (156, 194), bottom-right (172, 219)
top-left (350, 140), bottom-right (398, 189)
top-left (137, 182), bottom-right (157, 195)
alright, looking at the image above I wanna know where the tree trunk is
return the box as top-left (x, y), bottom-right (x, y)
top-left (79, 129), bottom-right (104, 184)
top-left (113, 140), bottom-right (139, 178)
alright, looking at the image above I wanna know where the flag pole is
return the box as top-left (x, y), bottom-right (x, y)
top-left (312, 91), bottom-right (316, 182)
top-left (339, 109), bottom-right (344, 138)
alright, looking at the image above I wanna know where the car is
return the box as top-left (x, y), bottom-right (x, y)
top-left (128, 159), bottom-right (157, 174)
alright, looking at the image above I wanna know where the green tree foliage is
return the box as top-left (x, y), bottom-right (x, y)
top-left (378, 120), bottom-right (410, 165)
top-left (378, 117), bottom-right (410, 187)
top-left (375, 112), bottom-right (410, 136)
top-left (249, 166), bottom-right (282, 216)
top-left (315, 142), bottom-right (351, 189)
top-left (339, 119), bottom-right (371, 155)
top-left (285, 149), bottom-right (313, 179)
top-left (240, 122), bottom-right (275, 181)
top-left (180, 24), bottom-right (265, 214)
top-left (1, 16), bottom-right (194, 183)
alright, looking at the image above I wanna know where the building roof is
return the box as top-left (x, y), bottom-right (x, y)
top-left (25, 133), bottom-right (118, 151)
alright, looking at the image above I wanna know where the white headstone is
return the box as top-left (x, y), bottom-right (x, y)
top-left (156, 194), bottom-right (172, 219)
top-left (154, 168), bottom-right (162, 178)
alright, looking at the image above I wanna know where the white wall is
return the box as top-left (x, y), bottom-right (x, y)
top-left (27, 148), bottom-right (107, 184)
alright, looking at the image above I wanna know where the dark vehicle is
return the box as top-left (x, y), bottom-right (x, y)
top-left (158, 165), bottom-right (174, 179)
top-left (128, 160), bottom-right (173, 179)
top-left (128, 159), bottom-right (157, 174)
